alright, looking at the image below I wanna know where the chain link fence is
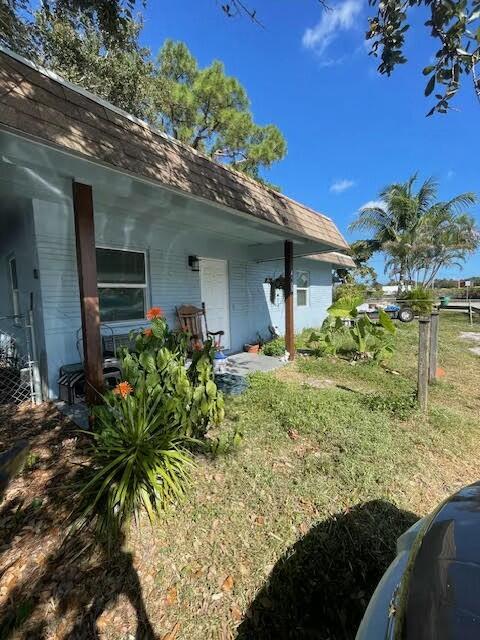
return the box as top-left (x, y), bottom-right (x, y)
top-left (0, 314), bottom-right (40, 405)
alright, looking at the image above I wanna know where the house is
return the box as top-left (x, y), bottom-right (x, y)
top-left (0, 48), bottom-right (354, 404)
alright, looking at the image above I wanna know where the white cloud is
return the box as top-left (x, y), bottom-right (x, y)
top-left (302, 0), bottom-right (363, 59)
top-left (359, 199), bottom-right (385, 211)
top-left (330, 178), bottom-right (356, 194)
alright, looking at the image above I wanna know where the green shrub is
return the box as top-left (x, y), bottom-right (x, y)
top-left (307, 316), bottom-right (346, 356)
top-left (122, 315), bottom-right (225, 437)
top-left (261, 337), bottom-right (286, 356)
top-left (333, 282), bottom-right (367, 303)
top-left (205, 427), bottom-right (244, 458)
top-left (400, 286), bottom-right (435, 315)
top-left (76, 310), bottom-right (225, 538)
top-left (330, 296), bottom-right (397, 361)
top-left (308, 296), bottom-right (397, 362)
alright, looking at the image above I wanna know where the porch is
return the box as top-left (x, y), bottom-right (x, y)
top-left (0, 127), bottom-right (338, 403)
top-left (0, 48), bottom-right (352, 407)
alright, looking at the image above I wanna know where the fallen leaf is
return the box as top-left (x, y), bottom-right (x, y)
top-left (299, 522), bottom-right (309, 535)
top-left (165, 585), bottom-right (177, 606)
top-left (287, 428), bottom-right (299, 440)
top-left (254, 515), bottom-right (265, 525)
top-left (222, 575), bottom-right (234, 592)
top-left (95, 613), bottom-right (110, 631)
top-left (230, 604), bottom-right (243, 621)
top-left (162, 622), bottom-right (180, 640)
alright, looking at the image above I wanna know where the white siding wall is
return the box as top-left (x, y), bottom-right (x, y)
top-left (0, 199), bottom-right (45, 387)
top-left (32, 193), bottom-right (333, 398)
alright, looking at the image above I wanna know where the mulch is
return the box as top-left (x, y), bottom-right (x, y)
top-left (0, 403), bottom-right (158, 640)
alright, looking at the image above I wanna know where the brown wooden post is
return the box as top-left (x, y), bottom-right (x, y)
top-left (417, 316), bottom-right (431, 412)
top-left (72, 181), bottom-right (104, 407)
top-left (428, 310), bottom-right (439, 383)
top-left (284, 240), bottom-right (295, 361)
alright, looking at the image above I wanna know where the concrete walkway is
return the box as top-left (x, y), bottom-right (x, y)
top-left (215, 352), bottom-right (288, 395)
top-left (55, 400), bottom-right (89, 429)
top-left (225, 352), bottom-right (287, 376)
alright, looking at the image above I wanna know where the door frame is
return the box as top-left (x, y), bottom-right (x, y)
top-left (199, 257), bottom-right (231, 349)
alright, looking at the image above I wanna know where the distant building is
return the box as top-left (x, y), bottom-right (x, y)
top-left (382, 284), bottom-right (412, 295)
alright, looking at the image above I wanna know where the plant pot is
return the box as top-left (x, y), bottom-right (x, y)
top-left (244, 343), bottom-right (260, 354)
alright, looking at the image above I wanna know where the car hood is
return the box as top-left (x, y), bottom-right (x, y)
top-left (394, 481), bottom-right (480, 640)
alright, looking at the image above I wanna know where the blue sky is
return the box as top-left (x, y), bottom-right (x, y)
top-left (139, 1), bottom-right (480, 281)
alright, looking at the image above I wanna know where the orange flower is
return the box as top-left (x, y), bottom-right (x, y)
top-left (192, 340), bottom-right (203, 351)
top-left (146, 307), bottom-right (164, 320)
top-left (113, 381), bottom-right (133, 398)
top-left (143, 328), bottom-right (153, 338)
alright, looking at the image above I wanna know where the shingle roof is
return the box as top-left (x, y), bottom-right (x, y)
top-left (0, 48), bottom-right (349, 251)
top-left (312, 252), bottom-right (356, 268)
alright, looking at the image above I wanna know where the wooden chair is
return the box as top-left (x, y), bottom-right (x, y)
top-left (176, 303), bottom-right (224, 349)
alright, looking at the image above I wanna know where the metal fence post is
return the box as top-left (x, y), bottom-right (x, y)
top-left (428, 310), bottom-right (439, 384)
top-left (418, 316), bottom-right (431, 412)
top-left (27, 310), bottom-right (42, 405)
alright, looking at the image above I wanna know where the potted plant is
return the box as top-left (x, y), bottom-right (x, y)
top-left (244, 332), bottom-right (264, 354)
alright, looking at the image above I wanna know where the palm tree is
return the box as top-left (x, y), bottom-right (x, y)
top-left (407, 207), bottom-right (479, 286)
top-left (349, 174), bottom-right (478, 288)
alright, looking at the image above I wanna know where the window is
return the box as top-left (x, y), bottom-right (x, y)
top-left (8, 256), bottom-right (21, 324)
top-left (296, 270), bottom-right (310, 307)
top-left (96, 247), bottom-right (147, 322)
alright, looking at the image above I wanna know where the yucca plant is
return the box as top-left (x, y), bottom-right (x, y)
top-left (76, 386), bottom-right (194, 538)
top-left (74, 308), bottom-right (226, 540)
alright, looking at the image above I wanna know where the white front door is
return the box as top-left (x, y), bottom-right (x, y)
top-left (200, 258), bottom-right (230, 349)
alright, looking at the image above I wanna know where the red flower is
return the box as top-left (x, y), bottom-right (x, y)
top-left (143, 328), bottom-right (153, 338)
top-left (192, 340), bottom-right (203, 351)
top-left (113, 381), bottom-right (133, 398)
top-left (146, 307), bottom-right (164, 320)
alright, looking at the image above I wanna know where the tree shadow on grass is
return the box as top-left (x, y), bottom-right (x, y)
top-left (0, 403), bottom-right (157, 639)
top-left (237, 500), bottom-right (418, 640)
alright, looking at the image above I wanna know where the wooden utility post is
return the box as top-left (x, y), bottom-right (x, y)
top-left (72, 181), bottom-right (104, 407)
top-left (284, 240), bottom-right (295, 361)
top-left (428, 310), bottom-right (439, 383)
top-left (417, 316), bottom-right (431, 412)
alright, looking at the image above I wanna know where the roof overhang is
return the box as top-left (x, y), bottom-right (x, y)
top-left (0, 47), bottom-right (350, 257)
top-left (310, 251), bottom-right (357, 268)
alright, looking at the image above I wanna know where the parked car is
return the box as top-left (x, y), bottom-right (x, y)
top-left (357, 302), bottom-right (415, 323)
top-left (357, 481), bottom-right (480, 639)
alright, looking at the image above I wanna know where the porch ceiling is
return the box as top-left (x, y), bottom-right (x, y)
top-left (0, 129), bottom-right (338, 257)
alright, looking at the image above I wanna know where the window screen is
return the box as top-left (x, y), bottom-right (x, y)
top-left (96, 248), bottom-right (147, 322)
top-left (296, 270), bottom-right (310, 307)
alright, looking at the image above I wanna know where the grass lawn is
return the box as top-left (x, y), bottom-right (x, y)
top-left (1, 312), bottom-right (479, 639)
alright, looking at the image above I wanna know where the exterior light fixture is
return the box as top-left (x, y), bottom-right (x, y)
top-left (188, 255), bottom-right (200, 272)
